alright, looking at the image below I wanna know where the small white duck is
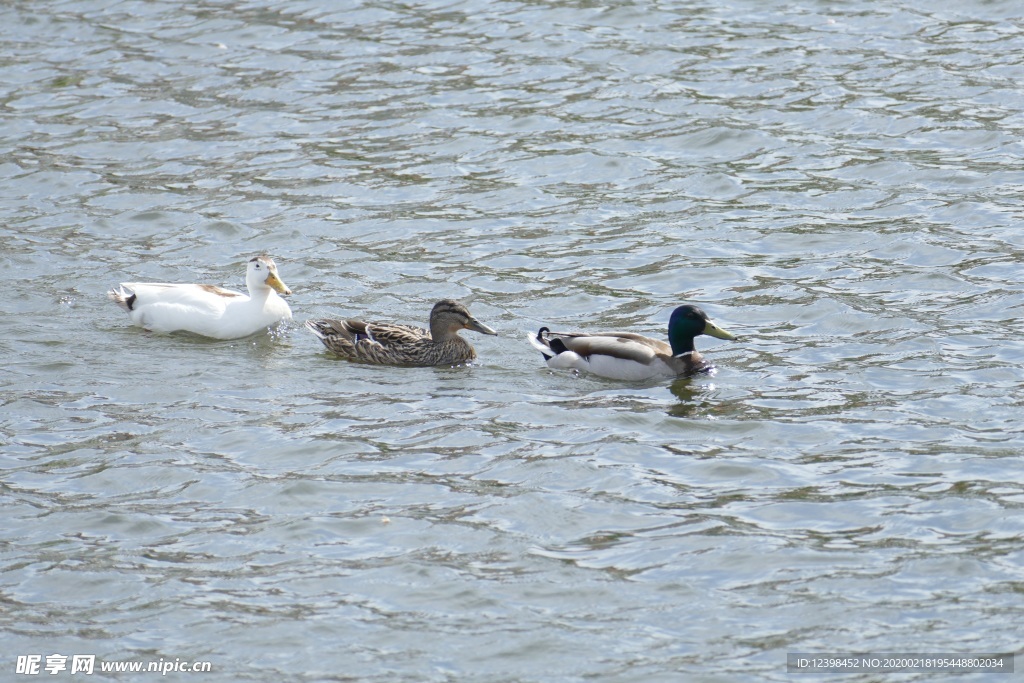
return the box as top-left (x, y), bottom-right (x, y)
top-left (108, 255), bottom-right (293, 339)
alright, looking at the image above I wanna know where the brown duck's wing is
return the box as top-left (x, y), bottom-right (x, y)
top-left (360, 322), bottom-right (430, 346)
top-left (306, 318), bottom-right (359, 356)
top-left (306, 318), bottom-right (358, 341)
top-left (306, 319), bottom-right (425, 342)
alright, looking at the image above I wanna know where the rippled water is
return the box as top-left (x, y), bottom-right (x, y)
top-left (3, 0), bottom-right (1024, 680)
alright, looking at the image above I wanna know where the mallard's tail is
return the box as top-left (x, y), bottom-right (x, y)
top-left (528, 327), bottom-right (556, 361)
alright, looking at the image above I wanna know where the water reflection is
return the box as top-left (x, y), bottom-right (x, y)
top-left (667, 376), bottom-right (707, 418)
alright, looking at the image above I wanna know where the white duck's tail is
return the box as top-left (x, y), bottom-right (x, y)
top-left (108, 285), bottom-right (136, 312)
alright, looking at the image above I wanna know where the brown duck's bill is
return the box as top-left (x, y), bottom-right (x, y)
top-left (466, 317), bottom-right (498, 335)
top-left (704, 319), bottom-right (737, 341)
top-left (265, 272), bottom-right (292, 296)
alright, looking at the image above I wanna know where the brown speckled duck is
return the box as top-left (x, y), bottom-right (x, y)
top-left (306, 299), bottom-right (497, 366)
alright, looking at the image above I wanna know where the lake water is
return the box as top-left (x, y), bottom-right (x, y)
top-left (2, 0), bottom-right (1023, 680)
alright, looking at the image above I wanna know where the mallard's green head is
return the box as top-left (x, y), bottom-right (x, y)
top-left (667, 304), bottom-right (736, 356)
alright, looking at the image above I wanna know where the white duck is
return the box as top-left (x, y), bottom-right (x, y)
top-left (109, 255), bottom-right (293, 339)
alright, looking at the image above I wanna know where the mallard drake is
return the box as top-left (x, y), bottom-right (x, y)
top-left (305, 299), bottom-right (497, 366)
top-left (108, 255), bottom-right (292, 339)
top-left (528, 304), bottom-right (737, 380)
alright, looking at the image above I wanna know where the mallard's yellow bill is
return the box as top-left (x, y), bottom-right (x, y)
top-left (704, 319), bottom-right (736, 341)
